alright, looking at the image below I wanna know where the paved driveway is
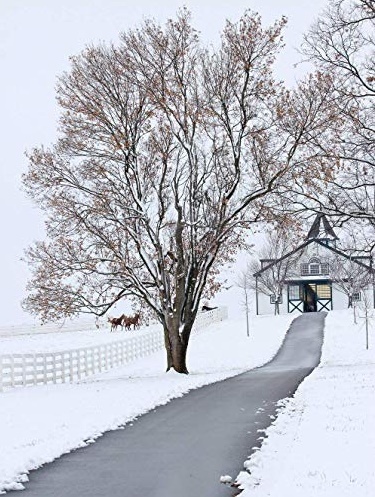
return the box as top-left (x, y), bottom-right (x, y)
top-left (11, 312), bottom-right (325, 497)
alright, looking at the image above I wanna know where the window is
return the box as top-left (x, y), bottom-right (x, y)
top-left (300, 258), bottom-right (330, 276)
top-left (270, 294), bottom-right (283, 304)
top-left (310, 263), bottom-right (320, 275)
top-left (288, 285), bottom-right (301, 300)
top-left (309, 257), bottom-right (320, 264)
top-left (321, 263), bottom-right (329, 275)
top-left (316, 284), bottom-right (331, 299)
top-left (301, 263), bottom-right (309, 276)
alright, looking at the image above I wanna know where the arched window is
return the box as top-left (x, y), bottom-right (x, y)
top-left (309, 257), bottom-right (320, 275)
top-left (300, 258), bottom-right (329, 276)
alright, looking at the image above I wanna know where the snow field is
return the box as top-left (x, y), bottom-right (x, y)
top-left (237, 309), bottom-right (375, 497)
top-left (3, 309), bottom-right (372, 496)
top-left (0, 313), bottom-right (293, 493)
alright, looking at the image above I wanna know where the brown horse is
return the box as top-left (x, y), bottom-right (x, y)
top-left (108, 314), bottom-right (125, 332)
top-left (123, 313), bottom-right (141, 330)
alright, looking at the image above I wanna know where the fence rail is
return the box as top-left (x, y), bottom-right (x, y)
top-left (0, 307), bottom-right (227, 392)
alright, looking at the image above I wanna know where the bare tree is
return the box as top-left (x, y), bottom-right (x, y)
top-left (338, 220), bottom-right (375, 254)
top-left (236, 268), bottom-right (252, 336)
top-left (358, 289), bottom-right (373, 349)
top-left (297, 0), bottom-right (375, 229)
top-left (23, 10), bottom-right (338, 373)
top-left (328, 252), bottom-right (372, 311)
top-left (249, 231), bottom-right (301, 314)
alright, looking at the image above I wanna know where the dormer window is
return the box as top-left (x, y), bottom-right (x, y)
top-left (301, 258), bottom-right (329, 276)
top-left (310, 260), bottom-right (320, 275)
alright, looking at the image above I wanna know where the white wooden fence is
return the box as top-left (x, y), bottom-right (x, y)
top-left (0, 307), bottom-right (227, 392)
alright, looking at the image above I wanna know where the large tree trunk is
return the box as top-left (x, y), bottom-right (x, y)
top-left (163, 325), bottom-right (189, 374)
top-left (164, 329), bottom-right (174, 371)
top-left (170, 337), bottom-right (189, 374)
top-left (163, 313), bottom-right (194, 374)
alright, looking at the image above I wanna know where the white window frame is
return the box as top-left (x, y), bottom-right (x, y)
top-left (300, 258), bottom-right (330, 276)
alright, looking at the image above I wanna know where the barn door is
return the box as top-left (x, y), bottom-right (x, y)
top-left (304, 284), bottom-right (317, 312)
top-left (304, 283), bottom-right (332, 312)
top-left (315, 283), bottom-right (332, 311)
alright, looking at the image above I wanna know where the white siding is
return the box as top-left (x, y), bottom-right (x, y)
top-left (257, 289), bottom-right (288, 316)
top-left (332, 285), bottom-right (348, 310)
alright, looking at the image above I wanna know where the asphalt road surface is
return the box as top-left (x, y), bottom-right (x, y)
top-left (11, 312), bottom-right (325, 497)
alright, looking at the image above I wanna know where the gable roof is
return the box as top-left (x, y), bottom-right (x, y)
top-left (253, 239), bottom-right (373, 277)
top-left (306, 213), bottom-right (338, 240)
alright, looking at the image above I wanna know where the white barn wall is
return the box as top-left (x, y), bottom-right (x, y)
top-left (257, 293), bottom-right (269, 316)
top-left (279, 292), bottom-right (288, 314)
top-left (257, 289), bottom-right (288, 316)
top-left (332, 285), bottom-right (348, 310)
top-left (332, 284), bottom-right (374, 311)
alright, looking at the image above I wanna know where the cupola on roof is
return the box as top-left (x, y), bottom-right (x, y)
top-left (306, 213), bottom-right (338, 240)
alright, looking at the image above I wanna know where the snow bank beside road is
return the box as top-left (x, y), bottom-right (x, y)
top-left (238, 309), bottom-right (375, 497)
top-left (0, 313), bottom-right (293, 493)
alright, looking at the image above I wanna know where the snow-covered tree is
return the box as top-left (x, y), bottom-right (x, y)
top-left (299, 0), bottom-right (375, 228)
top-left (23, 10), bottom-right (338, 373)
top-left (248, 231), bottom-right (300, 315)
top-left (329, 253), bottom-right (372, 308)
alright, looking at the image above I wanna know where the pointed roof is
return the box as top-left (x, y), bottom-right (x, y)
top-left (253, 239), bottom-right (372, 277)
top-left (306, 213), bottom-right (338, 240)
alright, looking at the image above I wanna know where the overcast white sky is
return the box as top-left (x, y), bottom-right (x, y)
top-left (0, 0), bottom-right (329, 326)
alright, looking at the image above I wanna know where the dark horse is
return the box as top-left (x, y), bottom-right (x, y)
top-left (108, 314), bottom-right (125, 332)
top-left (123, 313), bottom-right (141, 330)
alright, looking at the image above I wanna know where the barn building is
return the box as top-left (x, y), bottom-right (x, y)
top-left (254, 214), bottom-right (374, 315)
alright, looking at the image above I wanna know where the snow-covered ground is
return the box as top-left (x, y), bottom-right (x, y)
top-left (0, 312), bottom-right (293, 493)
top-left (1, 309), bottom-right (374, 496)
top-left (237, 309), bottom-right (375, 497)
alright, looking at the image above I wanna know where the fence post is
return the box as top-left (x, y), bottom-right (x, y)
top-left (76, 350), bottom-right (81, 381)
top-left (119, 342), bottom-right (124, 365)
top-left (22, 356), bottom-right (27, 386)
top-left (98, 346), bottom-right (102, 371)
top-left (69, 351), bottom-right (73, 383)
top-left (61, 353), bottom-right (66, 383)
top-left (52, 354), bottom-right (57, 384)
top-left (109, 344), bottom-right (113, 369)
top-left (31, 355), bottom-right (36, 385)
top-left (84, 349), bottom-right (88, 377)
